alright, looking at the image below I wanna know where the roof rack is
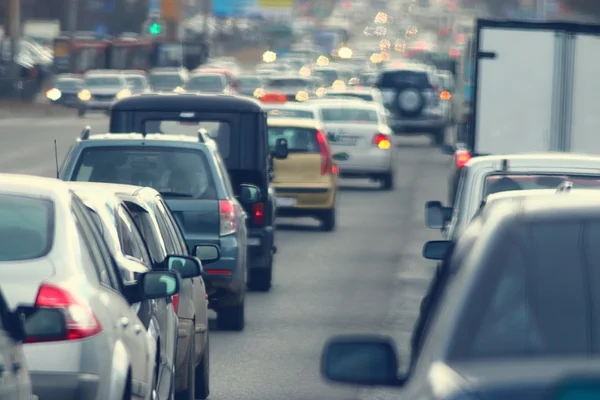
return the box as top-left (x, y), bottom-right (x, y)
top-left (197, 128), bottom-right (211, 143)
top-left (556, 181), bottom-right (573, 193)
top-left (80, 126), bottom-right (91, 140)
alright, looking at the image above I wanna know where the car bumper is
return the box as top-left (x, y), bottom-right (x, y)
top-left (388, 117), bottom-right (447, 133)
top-left (332, 148), bottom-right (393, 176)
top-left (247, 226), bottom-right (274, 270)
top-left (273, 185), bottom-right (335, 210)
top-left (174, 317), bottom-right (194, 393)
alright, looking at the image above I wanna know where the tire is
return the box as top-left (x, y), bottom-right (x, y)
top-left (381, 172), bottom-right (394, 190)
top-left (247, 266), bottom-right (272, 292)
top-left (77, 108), bottom-right (85, 118)
top-left (195, 335), bottom-right (210, 399)
top-left (216, 300), bottom-right (245, 331)
top-left (320, 208), bottom-right (336, 232)
top-left (432, 128), bottom-right (445, 147)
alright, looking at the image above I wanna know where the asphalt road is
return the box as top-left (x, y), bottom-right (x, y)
top-left (0, 114), bottom-right (447, 400)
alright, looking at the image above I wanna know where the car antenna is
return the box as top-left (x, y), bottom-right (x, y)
top-left (54, 139), bottom-right (60, 179)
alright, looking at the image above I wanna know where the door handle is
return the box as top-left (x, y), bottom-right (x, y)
top-left (119, 317), bottom-right (129, 328)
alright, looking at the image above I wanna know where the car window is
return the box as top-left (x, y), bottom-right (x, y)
top-left (450, 221), bottom-right (589, 360)
top-left (483, 174), bottom-right (600, 197)
top-left (125, 76), bottom-right (147, 89)
top-left (157, 199), bottom-right (188, 254)
top-left (186, 75), bottom-right (226, 91)
top-left (127, 205), bottom-right (165, 264)
top-left (0, 194), bottom-right (53, 261)
top-left (377, 70), bottom-right (429, 88)
top-left (266, 78), bottom-right (311, 89)
top-left (320, 107), bottom-right (378, 123)
top-left (268, 126), bottom-right (319, 153)
top-left (266, 108), bottom-right (315, 119)
top-left (149, 73), bottom-right (184, 87)
top-left (73, 147), bottom-right (218, 200)
top-left (84, 76), bottom-right (122, 87)
top-left (116, 205), bottom-right (151, 266)
top-left (153, 201), bottom-right (180, 255)
top-left (55, 79), bottom-right (82, 90)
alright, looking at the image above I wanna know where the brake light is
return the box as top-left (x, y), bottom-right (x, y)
top-left (30, 283), bottom-right (102, 343)
top-left (219, 200), bottom-right (237, 236)
top-left (315, 130), bottom-right (331, 175)
top-left (253, 202), bottom-right (265, 225)
top-left (260, 92), bottom-right (288, 103)
top-left (456, 150), bottom-right (471, 169)
top-left (373, 133), bottom-right (391, 150)
top-left (172, 294), bottom-right (179, 313)
top-left (332, 164), bottom-right (339, 175)
top-left (440, 91), bottom-right (452, 100)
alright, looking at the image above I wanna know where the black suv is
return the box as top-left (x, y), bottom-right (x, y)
top-left (375, 66), bottom-right (449, 145)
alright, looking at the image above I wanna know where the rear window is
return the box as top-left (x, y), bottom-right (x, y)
top-left (313, 70), bottom-right (339, 85)
top-left (267, 78), bottom-right (311, 88)
top-left (0, 195), bottom-right (53, 261)
top-left (268, 127), bottom-right (319, 153)
top-left (143, 119), bottom-right (230, 159)
top-left (320, 107), bottom-right (378, 123)
top-left (377, 70), bottom-right (430, 88)
top-left (238, 77), bottom-right (262, 89)
top-left (125, 76), bottom-right (147, 89)
top-left (266, 108), bottom-right (315, 119)
top-left (186, 75), bottom-right (225, 91)
top-left (483, 174), bottom-right (600, 197)
top-left (149, 74), bottom-right (183, 87)
top-left (72, 147), bottom-right (218, 200)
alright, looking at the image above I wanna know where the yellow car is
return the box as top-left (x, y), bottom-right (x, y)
top-left (268, 118), bottom-right (338, 231)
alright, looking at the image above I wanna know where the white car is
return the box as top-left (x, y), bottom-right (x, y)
top-left (263, 103), bottom-right (322, 123)
top-left (312, 99), bottom-right (396, 189)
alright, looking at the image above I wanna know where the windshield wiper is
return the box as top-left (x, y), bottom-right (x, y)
top-left (159, 192), bottom-right (194, 198)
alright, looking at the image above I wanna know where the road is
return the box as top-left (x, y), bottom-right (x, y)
top-left (0, 114), bottom-right (448, 400)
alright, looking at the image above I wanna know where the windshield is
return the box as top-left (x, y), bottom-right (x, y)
top-left (72, 147), bottom-right (217, 200)
top-left (149, 74), bottom-right (183, 87)
top-left (0, 195), bottom-right (53, 261)
top-left (125, 76), bottom-right (147, 89)
top-left (313, 70), bottom-right (339, 85)
top-left (55, 79), bottom-right (82, 90)
top-left (483, 174), bottom-right (600, 197)
top-left (84, 77), bottom-right (122, 87)
top-left (267, 78), bottom-right (310, 89)
top-left (268, 127), bottom-right (319, 153)
top-left (266, 108), bottom-right (315, 119)
top-left (186, 75), bottom-right (225, 91)
top-left (238, 78), bottom-right (262, 89)
top-left (320, 107), bottom-right (378, 123)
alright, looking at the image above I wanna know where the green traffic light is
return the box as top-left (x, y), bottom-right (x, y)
top-left (149, 23), bottom-right (161, 35)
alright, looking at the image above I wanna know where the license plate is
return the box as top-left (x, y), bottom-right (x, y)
top-left (248, 238), bottom-right (261, 246)
top-left (333, 152), bottom-right (349, 161)
top-left (277, 197), bottom-right (296, 207)
top-left (332, 136), bottom-right (357, 145)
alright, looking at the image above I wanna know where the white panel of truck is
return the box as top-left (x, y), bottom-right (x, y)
top-left (475, 28), bottom-right (555, 155)
top-left (569, 34), bottom-right (600, 153)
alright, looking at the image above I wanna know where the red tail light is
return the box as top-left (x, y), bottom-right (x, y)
top-left (30, 283), bottom-right (102, 343)
top-left (252, 202), bottom-right (265, 225)
top-left (373, 133), bottom-right (391, 150)
top-left (456, 150), bottom-right (471, 169)
top-left (172, 294), bottom-right (179, 313)
top-left (315, 130), bottom-right (331, 175)
top-left (219, 200), bottom-right (237, 236)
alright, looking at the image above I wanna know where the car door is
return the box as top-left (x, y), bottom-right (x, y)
top-left (71, 197), bottom-right (154, 400)
top-left (115, 205), bottom-right (176, 398)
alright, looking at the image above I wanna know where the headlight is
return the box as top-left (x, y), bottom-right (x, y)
top-left (295, 91), bottom-right (308, 101)
top-left (173, 86), bottom-right (185, 93)
top-left (46, 88), bottom-right (61, 101)
top-left (299, 66), bottom-right (311, 77)
top-left (253, 88), bottom-right (265, 98)
top-left (116, 89), bottom-right (131, 100)
top-left (332, 80), bottom-right (346, 90)
top-left (315, 87), bottom-right (327, 97)
top-left (338, 47), bottom-right (352, 59)
top-left (316, 55), bottom-right (329, 67)
top-left (262, 51), bottom-right (277, 63)
top-left (78, 90), bottom-right (91, 101)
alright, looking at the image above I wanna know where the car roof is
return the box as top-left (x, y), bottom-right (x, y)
top-left (65, 181), bottom-right (145, 197)
top-left (267, 118), bottom-right (321, 129)
top-left (79, 133), bottom-right (204, 147)
top-left (0, 173), bottom-right (72, 200)
top-left (111, 93), bottom-right (263, 112)
top-left (465, 152), bottom-right (600, 168)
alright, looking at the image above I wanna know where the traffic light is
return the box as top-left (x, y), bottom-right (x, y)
top-left (149, 22), bottom-right (162, 35)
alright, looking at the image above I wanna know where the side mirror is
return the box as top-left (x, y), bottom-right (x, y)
top-left (273, 138), bottom-right (288, 159)
top-left (166, 255), bottom-right (202, 279)
top-left (13, 306), bottom-right (68, 343)
top-left (194, 244), bottom-right (221, 265)
top-left (425, 200), bottom-right (445, 229)
top-left (239, 184), bottom-right (261, 204)
top-left (422, 240), bottom-right (451, 260)
top-left (320, 335), bottom-right (404, 387)
top-left (140, 270), bottom-right (181, 300)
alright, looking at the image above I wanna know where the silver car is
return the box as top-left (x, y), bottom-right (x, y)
top-left (0, 174), bottom-right (181, 400)
top-left (77, 72), bottom-right (131, 117)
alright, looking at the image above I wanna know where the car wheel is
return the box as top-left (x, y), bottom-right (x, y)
top-left (194, 334), bottom-right (210, 399)
top-left (247, 265), bottom-right (272, 292)
top-left (381, 172), bottom-right (394, 190)
top-left (216, 300), bottom-right (245, 331)
top-left (320, 208), bottom-right (336, 232)
top-left (77, 109), bottom-right (86, 118)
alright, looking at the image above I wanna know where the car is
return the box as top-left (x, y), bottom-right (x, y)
top-left (0, 173), bottom-right (181, 400)
top-left (311, 67), bottom-right (345, 88)
top-left (185, 72), bottom-right (232, 94)
top-left (255, 62), bottom-right (295, 75)
top-left (425, 153), bottom-right (600, 240)
top-left (375, 65), bottom-right (449, 145)
top-left (268, 118), bottom-right (338, 230)
top-left (76, 71), bottom-right (131, 117)
top-left (45, 73), bottom-right (82, 107)
top-left (106, 94), bottom-right (289, 292)
top-left (263, 76), bottom-right (323, 101)
top-left (236, 75), bottom-right (266, 97)
top-left (322, 191), bottom-right (600, 398)
top-left (311, 99), bottom-right (396, 189)
top-left (59, 130), bottom-right (261, 330)
top-left (67, 182), bottom-right (184, 400)
top-left (191, 68), bottom-right (238, 91)
top-left (148, 68), bottom-right (188, 92)
top-left (122, 70), bottom-right (151, 95)
top-left (322, 87), bottom-right (385, 105)
top-left (263, 103), bottom-right (321, 123)
top-left (114, 184), bottom-right (217, 399)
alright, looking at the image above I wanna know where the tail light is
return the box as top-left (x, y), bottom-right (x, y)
top-left (30, 283), bottom-right (102, 343)
top-left (373, 133), bottom-right (391, 150)
top-left (219, 200), bottom-right (237, 236)
top-left (315, 130), bottom-right (331, 175)
top-left (440, 91), bottom-right (452, 100)
top-left (456, 150), bottom-right (471, 169)
top-left (252, 202), bottom-right (265, 225)
top-left (172, 294), bottom-right (180, 313)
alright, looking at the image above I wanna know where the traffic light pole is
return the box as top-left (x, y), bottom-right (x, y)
top-left (7, 0), bottom-right (21, 79)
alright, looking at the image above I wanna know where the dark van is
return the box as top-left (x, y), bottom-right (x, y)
top-left (108, 93), bottom-right (288, 291)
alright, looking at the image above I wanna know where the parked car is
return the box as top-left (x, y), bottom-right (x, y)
top-left (0, 173), bottom-right (182, 400)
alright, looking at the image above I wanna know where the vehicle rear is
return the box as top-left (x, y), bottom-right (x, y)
top-left (149, 71), bottom-right (186, 92)
top-left (0, 187), bottom-right (117, 400)
top-left (185, 73), bottom-right (229, 94)
top-left (268, 118), bottom-right (337, 229)
top-left (237, 76), bottom-right (265, 97)
top-left (264, 76), bottom-right (316, 101)
top-left (317, 103), bottom-right (395, 189)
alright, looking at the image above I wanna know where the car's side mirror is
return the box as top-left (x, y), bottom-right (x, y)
top-left (273, 138), bottom-right (288, 159)
top-left (13, 306), bottom-right (68, 343)
top-left (320, 335), bottom-right (405, 387)
top-left (194, 244), bottom-right (221, 265)
top-left (165, 255), bottom-right (202, 279)
top-left (422, 240), bottom-right (451, 260)
top-left (138, 271), bottom-right (181, 301)
top-left (239, 184), bottom-right (261, 204)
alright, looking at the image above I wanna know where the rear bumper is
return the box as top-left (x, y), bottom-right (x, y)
top-left (247, 226), bottom-right (274, 269)
top-left (333, 148), bottom-right (393, 176)
top-left (273, 185), bottom-right (336, 210)
top-left (388, 117), bottom-right (447, 133)
top-left (31, 372), bottom-right (100, 400)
